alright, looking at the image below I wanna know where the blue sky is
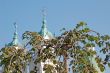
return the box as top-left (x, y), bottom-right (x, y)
top-left (0, 0), bottom-right (110, 72)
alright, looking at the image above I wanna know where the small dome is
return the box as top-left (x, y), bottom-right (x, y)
top-left (6, 23), bottom-right (22, 48)
top-left (39, 16), bottom-right (54, 39)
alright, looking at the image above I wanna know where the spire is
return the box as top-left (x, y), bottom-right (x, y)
top-left (7, 22), bottom-right (19, 46)
top-left (13, 22), bottom-right (18, 39)
top-left (40, 9), bottom-right (48, 37)
top-left (39, 9), bottom-right (54, 39)
top-left (42, 9), bottom-right (47, 30)
top-left (12, 22), bottom-right (19, 45)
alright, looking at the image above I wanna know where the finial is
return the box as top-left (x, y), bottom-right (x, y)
top-left (42, 8), bottom-right (46, 19)
top-left (42, 8), bottom-right (47, 29)
top-left (13, 22), bottom-right (18, 34)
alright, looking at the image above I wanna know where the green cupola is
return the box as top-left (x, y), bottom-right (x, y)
top-left (39, 10), bottom-right (54, 39)
top-left (6, 23), bottom-right (20, 46)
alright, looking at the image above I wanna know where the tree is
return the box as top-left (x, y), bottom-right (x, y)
top-left (1, 22), bottom-right (110, 73)
top-left (22, 22), bottom-right (110, 73)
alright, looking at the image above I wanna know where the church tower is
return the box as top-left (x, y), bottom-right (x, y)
top-left (2, 23), bottom-right (24, 73)
top-left (38, 10), bottom-right (54, 73)
top-left (29, 11), bottom-right (54, 73)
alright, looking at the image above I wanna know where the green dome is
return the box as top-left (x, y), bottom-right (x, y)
top-left (6, 23), bottom-right (21, 47)
top-left (39, 15), bottom-right (54, 39)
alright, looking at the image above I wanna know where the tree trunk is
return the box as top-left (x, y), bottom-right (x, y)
top-left (63, 51), bottom-right (68, 73)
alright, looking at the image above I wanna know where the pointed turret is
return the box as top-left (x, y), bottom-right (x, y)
top-left (6, 23), bottom-right (20, 46)
top-left (39, 10), bottom-right (53, 39)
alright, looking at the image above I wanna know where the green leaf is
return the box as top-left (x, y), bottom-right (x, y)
top-left (99, 64), bottom-right (105, 72)
top-left (108, 63), bottom-right (110, 67)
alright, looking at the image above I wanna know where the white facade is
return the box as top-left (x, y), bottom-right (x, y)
top-left (87, 47), bottom-right (104, 73)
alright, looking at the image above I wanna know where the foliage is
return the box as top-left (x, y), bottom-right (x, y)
top-left (22, 22), bottom-right (110, 73)
top-left (1, 22), bottom-right (110, 73)
top-left (0, 46), bottom-right (31, 73)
